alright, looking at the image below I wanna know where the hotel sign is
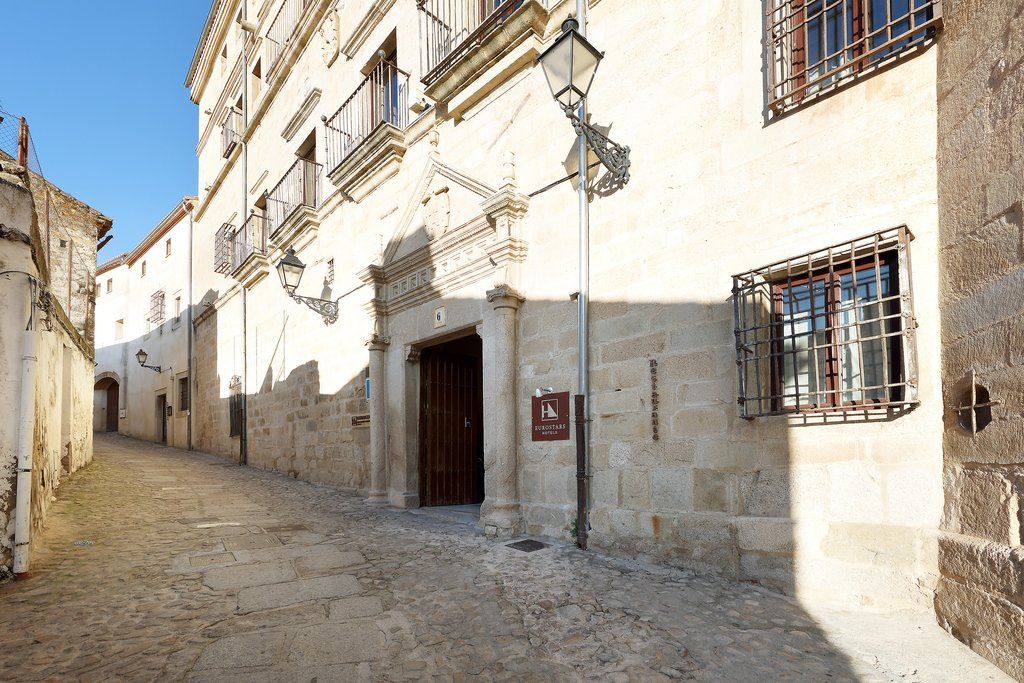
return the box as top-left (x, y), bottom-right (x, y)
top-left (531, 391), bottom-right (570, 441)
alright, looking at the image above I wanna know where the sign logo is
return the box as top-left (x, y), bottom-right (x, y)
top-left (531, 391), bottom-right (570, 441)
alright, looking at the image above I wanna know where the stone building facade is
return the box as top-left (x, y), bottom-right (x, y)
top-left (934, 0), bottom-right (1024, 677)
top-left (0, 158), bottom-right (106, 576)
top-left (182, 0), bottom-right (1022, 675)
top-left (93, 199), bottom-right (196, 448)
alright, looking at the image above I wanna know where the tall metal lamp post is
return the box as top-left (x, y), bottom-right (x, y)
top-left (538, 12), bottom-right (631, 550)
top-left (275, 248), bottom-right (340, 325)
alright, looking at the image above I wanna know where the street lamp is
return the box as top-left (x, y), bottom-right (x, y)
top-left (537, 11), bottom-right (632, 552)
top-left (275, 248), bottom-right (339, 325)
top-left (537, 15), bottom-right (631, 185)
top-left (135, 348), bottom-right (161, 373)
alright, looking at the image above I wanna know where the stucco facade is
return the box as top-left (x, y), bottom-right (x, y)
top-left (0, 159), bottom-right (100, 575)
top-left (181, 2), bottom-right (1021, 674)
top-left (93, 199), bottom-right (196, 448)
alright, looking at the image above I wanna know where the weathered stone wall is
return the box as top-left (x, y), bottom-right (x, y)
top-left (934, 0), bottom-right (1024, 678)
top-left (0, 162), bottom-right (95, 572)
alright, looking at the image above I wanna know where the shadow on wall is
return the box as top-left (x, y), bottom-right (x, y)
top-left (185, 285), bottom-right (938, 615)
top-left (189, 288), bottom-right (371, 491)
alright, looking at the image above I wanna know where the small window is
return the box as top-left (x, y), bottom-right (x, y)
top-left (174, 295), bottom-right (182, 319)
top-left (733, 227), bottom-right (918, 417)
top-left (766, 0), bottom-right (941, 115)
top-left (106, 278), bottom-right (112, 293)
top-left (141, 261), bottom-right (147, 277)
top-left (165, 238), bottom-right (172, 257)
top-left (178, 377), bottom-right (190, 411)
top-left (115, 319), bottom-right (124, 340)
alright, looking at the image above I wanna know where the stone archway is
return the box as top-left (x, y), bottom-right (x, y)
top-left (94, 372), bottom-right (121, 433)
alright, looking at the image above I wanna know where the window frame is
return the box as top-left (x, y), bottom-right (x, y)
top-left (767, 0), bottom-right (943, 115)
top-left (732, 226), bottom-right (919, 419)
top-left (768, 252), bottom-right (903, 413)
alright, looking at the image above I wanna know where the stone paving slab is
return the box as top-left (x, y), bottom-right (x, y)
top-left (0, 434), bottom-right (1011, 682)
top-left (236, 574), bottom-right (362, 614)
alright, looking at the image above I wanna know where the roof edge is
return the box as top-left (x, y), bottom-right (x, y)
top-left (185, 0), bottom-right (225, 90)
top-left (124, 197), bottom-right (197, 266)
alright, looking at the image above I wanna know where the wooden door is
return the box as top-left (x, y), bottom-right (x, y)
top-left (157, 395), bottom-right (168, 444)
top-left (105, 382), bottom-right (119, 432)
top-left (419, 337), bottom-right (483, 507)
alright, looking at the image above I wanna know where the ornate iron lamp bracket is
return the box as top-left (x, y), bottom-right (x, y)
top-left (290, 293), bottom-right (339, 325)
top-left (561, 102), bottom-right (631, 186)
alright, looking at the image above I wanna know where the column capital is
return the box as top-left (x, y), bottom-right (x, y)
top-left (486, 285), bottom-right (524, 311)
top-left (366, 333), bottom-right (390, 351)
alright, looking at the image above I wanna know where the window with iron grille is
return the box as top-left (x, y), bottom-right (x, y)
top-left (148, 290), bottom-right (166, 325)
top-left (214, 223), bottom-right (235, 274)
top-left (178, 377), bottom-right (190, 412)
top-left (732, 227), bottom-right (918, 417)
top-left (766, 0), bottom-right (941, 114)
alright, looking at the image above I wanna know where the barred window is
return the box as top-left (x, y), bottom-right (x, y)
top-left (148, 290), bottom-right (165, 325)
top-left (732, 227), bottom-right (918, 417)
top-left (766, 0), bottom-right (942, 114)
top-left (213, 223), bottom-right (235, 275)
top-left (178, 377), bottom-right (190, 412)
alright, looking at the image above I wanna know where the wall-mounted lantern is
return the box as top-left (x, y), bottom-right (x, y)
top-left (537, 15), bottom-right (631, 185)
top-left (135, 348), bottom-right (162, 373)
top-left (275, 248), bottom-right (339, 325)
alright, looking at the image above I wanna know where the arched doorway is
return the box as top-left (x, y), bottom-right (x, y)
top-left (94, 374), bottom-right (120, 433)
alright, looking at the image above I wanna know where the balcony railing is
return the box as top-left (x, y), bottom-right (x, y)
top-left (233, 212), bottom-right (268, 271)
top-left (266, 157), bottom-right (321, 235)
top-left (265, 0), bottom-right (316, 74)
top-left (221, 108), bottom-right (242, 158)
top-left (324, 58), bottom-right (411, 174)
top-left (417, 0), bottom-right (526, 85)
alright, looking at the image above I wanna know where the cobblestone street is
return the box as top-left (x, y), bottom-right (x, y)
top-left (0, 435), bottom-right (1008, 682)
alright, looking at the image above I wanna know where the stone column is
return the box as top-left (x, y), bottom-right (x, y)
top-left (366, 333), bottom-right (389, 505)
top-left (481, 285), bottom-right (524, 536)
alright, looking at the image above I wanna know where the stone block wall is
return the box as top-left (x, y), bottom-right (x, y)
top-left (935, 0), bottom-right (1024, 678)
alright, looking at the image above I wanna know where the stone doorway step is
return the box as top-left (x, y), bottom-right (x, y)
top-left (409, 504), bottom-right (481, 527)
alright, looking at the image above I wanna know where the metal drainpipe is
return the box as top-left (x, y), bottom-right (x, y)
top-left (574, 0), bottom-right (591, 551)
top-left (13, 278), bottom-right (39, 578)
top-left (186, 200), bottom-right (194, 450)
top-left (240, 0), bottom-right (250, 467)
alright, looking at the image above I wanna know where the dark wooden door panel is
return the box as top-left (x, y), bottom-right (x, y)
top-left (419, 337), bottom-right (483, 507)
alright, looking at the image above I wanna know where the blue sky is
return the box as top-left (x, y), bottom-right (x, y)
top-left (1, 1), bottom-right (211, 256)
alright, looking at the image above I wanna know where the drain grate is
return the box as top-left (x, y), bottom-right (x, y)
top-left (507, 539), bottom-right (547, 553)
top-left (72, 540), bottom-right (95, 546)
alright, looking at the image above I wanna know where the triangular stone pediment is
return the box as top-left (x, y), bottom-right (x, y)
top-left (383, 155), bottom-right (496, 264)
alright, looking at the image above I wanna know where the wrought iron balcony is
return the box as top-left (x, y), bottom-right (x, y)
top-left (221, 108), bottom-right (242, 158)
top-left (324, 58), bottom-right (411, 175)
top-left (266, 157), bottom-right (321, 237)
top-left (417, 0), bottom-right (527, 85)
top-left (264, 0), bottom-right (315, 75)
top-left (233, 212), bottom-right (268, 272)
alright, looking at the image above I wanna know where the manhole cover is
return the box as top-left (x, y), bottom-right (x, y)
top-left (507, 539), bottom-right (547, 553)
top-left (72, 540), bottom-right (95, 546)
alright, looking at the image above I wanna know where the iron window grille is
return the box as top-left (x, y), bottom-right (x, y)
top-left (221, 108), bottom-right (242, 159)
top-left (766, 0), bottom-right (941, 115)
top-left (178, 377), bottom-right (190, 412)
top-left (214, 223), bottom-right (234, 274)
top-left (732, 226), bottom-right (919, 418)
top-left (148, 290), bottom-right (166, 325)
